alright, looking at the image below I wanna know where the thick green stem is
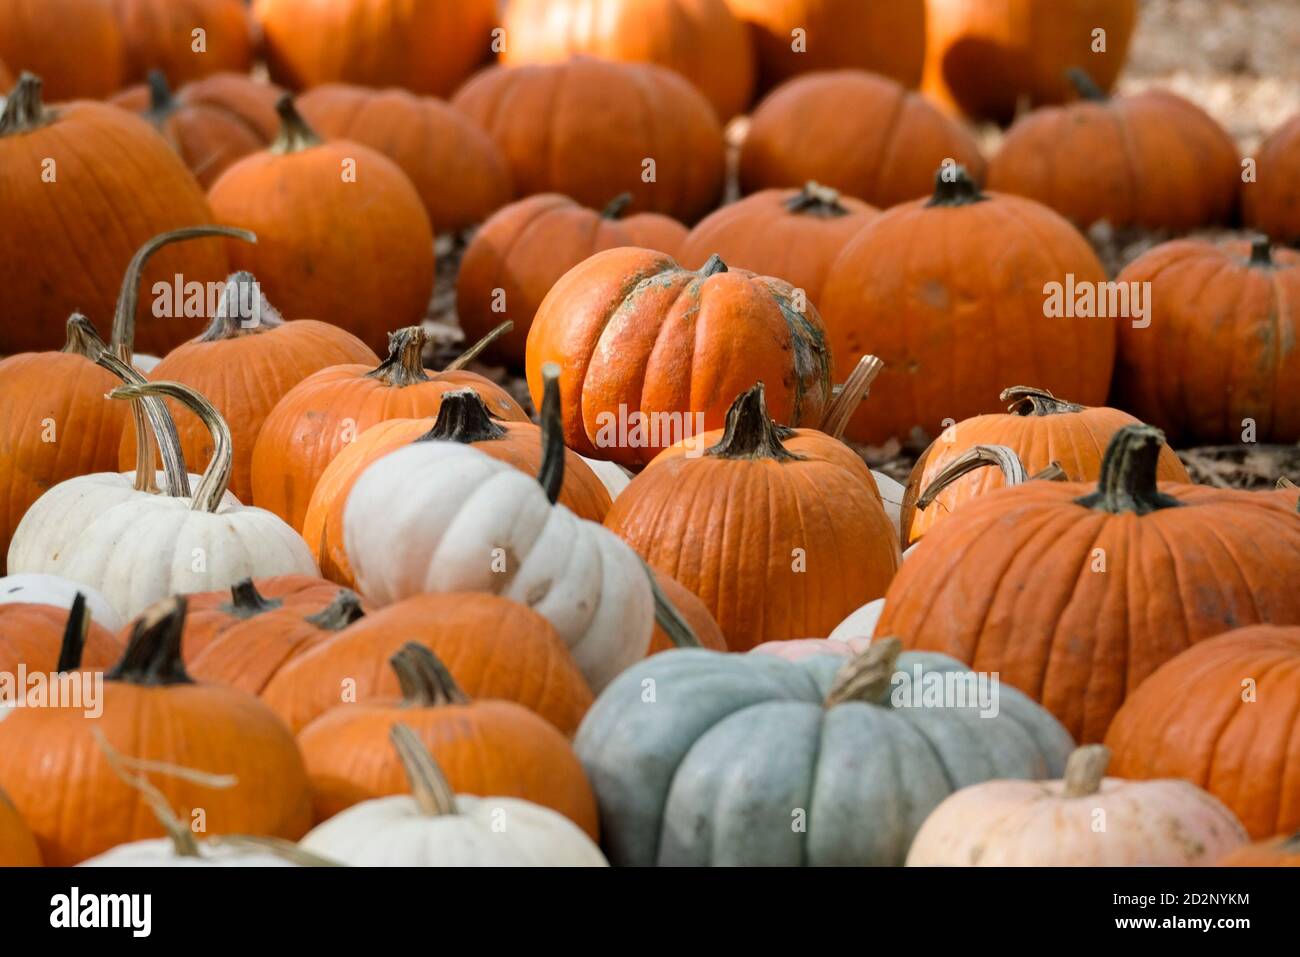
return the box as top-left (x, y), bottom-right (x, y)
top-left (56, 594), bottom-right (91, 673)
top-left (219, 579), bottom-right (282, 618)
top-left (107, 597), bottom-right (195, 686)
top-left (537, 363), bottom-right (565, 504)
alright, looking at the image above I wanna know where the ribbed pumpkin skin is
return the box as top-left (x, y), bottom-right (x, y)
top-left (254, 0), bottom-right (497, 96)
top-left (0, 603), bottom-right (122, 674)
top-left (0, 101), bottom-right (229, 355)
top-left (1245, 113), bottom-right (1300, 244)
top-left (724, 0), bottom-right (926, 91)
top-left (453, 59), bottom-right (726, 223)
top-left (502, 0), bottom-right (755, 120)
top-left (878, 484), bottom-right (1300, 744)
top-left (739, 71), bottom-right (986, 209)
top-left (818, 187), bottom-right (1114, 446)
top-left (679, 188), bottom-right (877, 307)
top-left (0, 0), bottom-right (123, 100)
top-left (458, 194), bottom-right (689, 367)
top-left (302, 417), bottom-right (612, 589)
top-left (647, 570), bottom-right (727, 655)
top-left (1105, 627), bottom-right (1300, 841)
top-left (1113, 241), bottom-right (1300, 445)
top-left (0, 790), bottom-right (40, 867)
top-left (262, 594), bottom-right (593, 737)
top-left (1220, 834), bottom-right (1300, 867)
top-left (297, 85), bottom-right (512, 233)
top-left (119, 321), bottom-right (378, 504)
top-left (110, 0), bottom-right (254, 86)
top-left (525, 247), bottom-right (833, 468)
top-left (923, 0), bottom-right (1139, 124)
top-left (988, 91), bottom-right (1239, 230)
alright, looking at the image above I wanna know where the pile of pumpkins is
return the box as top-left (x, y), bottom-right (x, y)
top-left (1, 0), bottom-right (1299, 868)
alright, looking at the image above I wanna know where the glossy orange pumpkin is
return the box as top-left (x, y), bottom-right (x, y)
top-left (110, 0), bottom-right (254, 86)
top-left (739, 70), bottom-right (986, 209)
top-left (0, 597), bottom-right (122, 677)
top-left (0, 0), bottom-right (124, 100)
top-left (1245, 112), bottom-right (1300, 244)
top-left (458, 193), bottom-right (688, 368)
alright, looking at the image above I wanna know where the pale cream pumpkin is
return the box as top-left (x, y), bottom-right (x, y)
top-left (0, 573), bottom-right (124, 632)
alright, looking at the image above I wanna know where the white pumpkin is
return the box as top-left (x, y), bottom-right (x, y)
top-left (578, 453), bottom-right (633, 501)
top-left (0, 573), bottom-right (124, 632)
top-left (80, 837), bottom-right (312, 868)
top-left (301, 725), bottom-right (607, 867)
top-left (829, 597), bottom-right (886, 642)
top-left (871, 470), bottom-right (905, 536)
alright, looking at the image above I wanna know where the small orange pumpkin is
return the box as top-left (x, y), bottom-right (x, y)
top-left (110, 0), bottom-right (255, 86)
top-left (0, 595), bottom-right (121, 677)
top-left (1244, 112), bottom-right (1300, 244)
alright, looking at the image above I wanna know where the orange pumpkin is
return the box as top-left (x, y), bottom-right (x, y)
top-left (207, 96), bottom-right (435, 355)
top-left (457, 193), bottom-right (689, 368)
top-left (109, 72), bottom-right (284, 189)
top-left (818, 167), bottom-right (1114, 446)
top-left (1106, 626), bottom-right (1300, 841)
top-left (923, 0), bottom-right (1139, 124)
top-left (647, 568), bottom-right (727, 656)
top-left (1114, 238), bottom-right (1300, 445)
top-left (988, 71), bottom-right (1240, 230)
top-left (606, 383), bottom-right (899, 651)
top-left (0, 56), bottom-right (12, 90)
top-left (724, 0), bottom-right (925, 92)
top-left (0, 74), bottom-right (229, 355)
top-left (678, 183), bottom-right (877, 307)
top-left (254, 0), bottom-right (497, 97)
top-left (0, 0), bottom-right (124, 100)
top-left (502, 0), bottom-right (755, 120)
top-left (297, 643), bottom-right (599, 835)
top-left (1245, 112), bottom-right (1300, 244)
top-left (296, 84), bottom-right (512, 233)
top-left (878, 425), bottom-right (1300, 744)
top-left (251, 325), bottom-right (528, 530)
top-left (526, 248), bottom-right (833, 468)
top-left (1219, 833), bottom-right (1300, 867)
top-left (739, 70), bottom-right (986, 209)
top-left (453, 58), bottom-right (725, 223)
top-left (0, 596), bottom-right (312, 866)
top-left (0, 596), bottom-right (122, 676)
top-left (0, 787), bottom-right (40, 867)
top-left (262, 593), bottom-right (593, 737)
top-left (119, 273), bottom-right (378, 504)
top-left (110, 0), bottom-right (254, 86)
top-left (303, 389), bottom-right (612, 589)
top-left (899, 386), bottom-right (1190, 545)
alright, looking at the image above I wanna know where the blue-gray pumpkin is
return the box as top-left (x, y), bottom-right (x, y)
top-left (574, 639), bottom-right (1074, 865)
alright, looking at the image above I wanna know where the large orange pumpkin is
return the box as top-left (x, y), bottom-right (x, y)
top-left (1106, 626), bottom-right (1300, 841)
top-left (453, 58), bottom-right (725, 223)
top-left (923, 0), bottom-right (1139, 125)
top-left (988, 71), bottom-right (1240, 230)
top-left (878, 425), bottom-right (1300, 744)
top-left (296, 643), bottom-right (599, 835)
top-left (739, 70), bottom-right (986, 209)
top-left (818, 167), bottom-right (1114, 446)
top-left (0, 74), bottom-right (229, 355)
top-left (0, 0), bottom-right (124, 100)
top-left (0, 596), bottom-right (312, 866)
top-left (502, 0), bottom-right (754, 120)
top-left (0, 596), bottom-right (122, 677)
top-left (678, 183), bottom-right (877, 308)
top-left (1245, 112), bottom-right (1300, 244)
top-left (0, 788), bottom-right (40, 867)
top-left (110, 0), bottom-right (254, 86)
top-left (254, 0), bottom-right (496, 97)
top-left (302, 389), bottom-right (612, 589)
top-left (119, 273), bottom-right (378, 504)
top-left (899, 386), bottom-right (1190, 545)
top-left (606, 383), bottom-right (899, 651)
top-left (296, 84), bottom-right (512, 234)
top-left (250, 325), bottom-right (528, 530)
top-left (110, 71), bottom-right (283, 189)
top-left (457, 193), bottom-right (688, 368)
top-left (526, 248), bottom-right (833, 468)
top-left (1113, 238), bottom-right (1300, 445)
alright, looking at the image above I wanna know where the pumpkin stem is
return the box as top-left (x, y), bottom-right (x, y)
top-left (706, 383), bottom-right (802, 462)
top-left (602, 193), bottom-right (633, 219)
top-left (1075, 425), bottom-right (1182, 515)
top-left (365, 326), bottom-right (431, 386)
top-left (1278, 477), bottom-right (1298, 490)
top-left (537, 363), bottom-right (566, 504)
top-left (145, 70), bottom-right (178, 120)
top-left (916, 445), bottom-right (1030, 511)
top-left (1065, 66), bottom-right (1108, 102)
top-left (207, 834), bottom-right (344, 866)
top-left (1001, 385), bottom-right (1086, 416)
top-left (0, 73), bottom-right (53, 136)
top-left (95, 350), bottom-right (192, 499)
top-left (824, 638), bottom-right (902, 708)
top-left (443, 320), bottom-right (514, 372)
top-left (304, 590), bottom-right (365, 631)
top-left (821, 354), bottom-right (883, 440)
top-left (199, 272), bottom-right (283, 341)
top-left (219, 578), bottom-right (283, 618)
top-left (390, 724), bottom-right (459, 817)
top-left (109, 381), bottom-right (234, 513)
top-left (1031, 461), bottom-right (1068, 482)
top-left (271, 94), bottom-right (323, 154)
top-left (391, 643), bottom-right (469, 707)
top-left (56, 593), bottom-right (91, 673)
top-left (107, 596), bottom-right (195, 686)
top-left (784, 181), bottom-right (850, 218)
top-left (1061, 744), bottom-right (1111, 798)
top-left (700, 253), bottom-right (729, 277)
top-left (643, 562), bottom-right (701, 648)
top-left (1249, 236), bottom-right (1275, 268)
top-left (925, 165), bottom-right (988, 208)
top-left (62, 314), bottom-right (108, 359)
top-left (416, 388), bottom-right (507, 444)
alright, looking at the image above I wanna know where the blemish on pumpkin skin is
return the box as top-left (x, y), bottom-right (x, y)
top-left (920, 281), bottom-right (949, 310)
